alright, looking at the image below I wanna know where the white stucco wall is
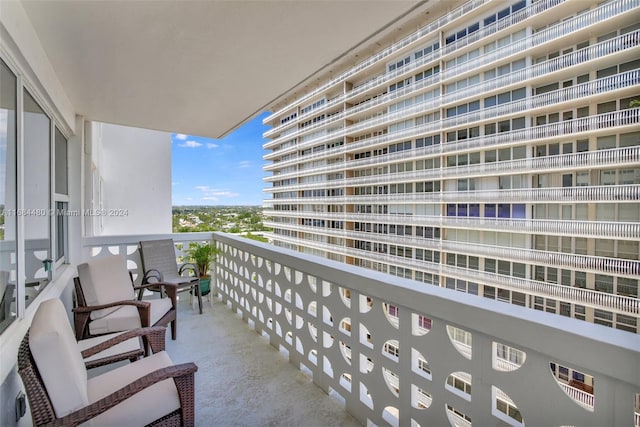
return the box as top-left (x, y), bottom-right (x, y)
top-left (94, 123), bottom-right (172, 235)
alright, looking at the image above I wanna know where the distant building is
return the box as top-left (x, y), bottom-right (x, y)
top-left (263, 0), bottom-right (640, 333)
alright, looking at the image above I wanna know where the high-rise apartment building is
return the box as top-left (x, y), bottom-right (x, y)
top-left (263, 0), bottom-right (640, 333)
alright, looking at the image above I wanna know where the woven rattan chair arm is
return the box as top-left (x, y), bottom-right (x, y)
top-left (53, 362), bottom-right (198, 426)
top-left (73, 300), bottom-right (151, 330)
top-left (72, 300), bottom-right (150, 313)
top-left (80, 326), bottom-right (166, 359)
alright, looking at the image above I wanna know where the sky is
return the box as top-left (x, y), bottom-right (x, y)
top-left (171, 112), bottom-right (270, 206)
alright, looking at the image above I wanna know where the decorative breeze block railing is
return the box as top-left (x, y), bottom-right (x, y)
top-left (213, 232), bottom-right (639, 427)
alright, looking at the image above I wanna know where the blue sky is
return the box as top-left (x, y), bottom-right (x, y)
top-left (171, 112), bottom-right (270, 206)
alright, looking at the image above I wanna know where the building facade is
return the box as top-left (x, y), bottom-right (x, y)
top-left (263, 0), bottom-right (640, 333)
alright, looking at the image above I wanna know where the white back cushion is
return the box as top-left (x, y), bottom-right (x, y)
top-left (77, 255), bottom-right (135, 320)
top-left (29, 298), bottom-right (88, 417)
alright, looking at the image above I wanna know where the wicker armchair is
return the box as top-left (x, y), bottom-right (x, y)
top-left (73, 255), bottom-right (179, 343)
top-left (18, 299), bottom-right (198, 426)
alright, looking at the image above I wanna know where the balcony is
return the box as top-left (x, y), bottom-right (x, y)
top-left (160, 283), bottom-right (360, 426)
top-left (260, 222), bottom-right (640, 280)
top-left (265, 27), bottom-right (639, 149)
top-left (263, 145), bottom-right (640, 189)
top-left (83, 232), bottom-right (639, 427)
top-left (257, 232), bottom-right (639, 316)
top-left (263, 0), bottom-right (490, 126)
top-left (265, 183), bottom-right (640, 205)
top-left (264, 107), bottom-right (640, 168)
top-left (263, 210), bottom-right (640, 241)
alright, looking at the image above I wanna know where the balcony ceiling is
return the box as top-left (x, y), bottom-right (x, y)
top-left (21, 0), bottom-right (423, 138)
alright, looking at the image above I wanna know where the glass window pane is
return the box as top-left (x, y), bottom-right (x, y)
top-left (23, 89), bottom-right (51, 305)
top-left (498, 203), bottom-right (510, 218)
top-left (512, 204), bottom-right (526, 218)
top-left (55, 128), bottom-right (68, 195)
top-left (0, 59), bottom-right (17, 333)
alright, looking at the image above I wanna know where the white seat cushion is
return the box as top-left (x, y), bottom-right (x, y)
top-left (30, 299), bottom-right (89, 417)
top-left (148, 298), bottom-right (174, 324)
top-left (88, 298), bottom-right (173, 336)
top-left (77, 255), bottom-right (135, 321)
top-left (77, 332), bottom-right (142, 364)
top-left (87, 351), bottom-right (181, 426)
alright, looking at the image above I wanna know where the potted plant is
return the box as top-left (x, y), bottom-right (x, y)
top-left (184, 241), bottom-right (220, 296)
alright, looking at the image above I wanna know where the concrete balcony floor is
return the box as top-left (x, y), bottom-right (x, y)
top-left (164, 295), bottom-right (361, 426)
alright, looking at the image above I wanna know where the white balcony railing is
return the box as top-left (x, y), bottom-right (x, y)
top-left (558, 382), bottom-right (595, 411)
top-left (263, 0), bottom-right (489, 125)
top-left (264, 233), bottom-right (639, 316)
top-left (264, 211), bottom-right (640, 241)
top-left (263, 0), bottom-right (606, 139)
top-left (265, 104), bottom-right (639, 169)
top-left (264, 0), bottom-right (566, 138)
top-left (82, 232), bottom-right (639, 427)
top-left (266, 183), bottom-right (640, 205)
top-left (444, 31), bottom-right (640, 105)
top-left (262, 221), bottom-right (640, 279)
top-left (263, 4), bottom-right (638, 151)
top-left (265, 41), bottom-right (639, 153)
top-left (446, 406), bottom-right (472, 427)
top-left (445, 0), bottom-right (637, 79)
top-left (495, 356), bottom-right (523, 373)
top-left (264, 144), bottom-right (640, 192)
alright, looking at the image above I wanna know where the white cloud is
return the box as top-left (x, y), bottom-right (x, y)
top-left (178, 140), bottom-right (202, 148)
top-left (206, 143), bottom-right (219, 149)
top-left (238, 160), bottom-right (251, 168)
top-left (172, 182), bottom-right (179, 186)
top-left (195, 186), bottom-right (239, 198)
top-left (174, 133), bottom-right (188, 140)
